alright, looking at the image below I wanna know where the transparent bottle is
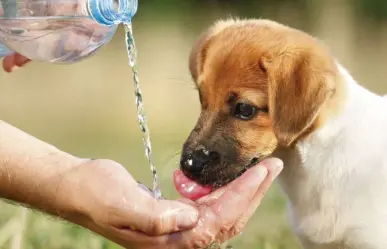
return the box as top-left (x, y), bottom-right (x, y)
top-left (0, 42), bottom-right (12, 56)
top-left (0, 0), bottom-right (137, 62)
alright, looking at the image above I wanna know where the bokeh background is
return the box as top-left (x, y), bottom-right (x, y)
top-left (1, 0), bottom-right (387, 248)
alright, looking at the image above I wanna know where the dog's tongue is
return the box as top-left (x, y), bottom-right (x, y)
top-left (173, 170), bottom-right (213, 200)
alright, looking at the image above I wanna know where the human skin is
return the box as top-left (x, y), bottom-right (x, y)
top-left (2, 53), bottom-right (30, 72)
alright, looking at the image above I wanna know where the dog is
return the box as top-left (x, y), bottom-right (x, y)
top-left (179, 18), bottom-right (387, 249)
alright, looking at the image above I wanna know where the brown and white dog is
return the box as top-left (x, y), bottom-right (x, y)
top-left (179, 18), bottom-right (387, 249)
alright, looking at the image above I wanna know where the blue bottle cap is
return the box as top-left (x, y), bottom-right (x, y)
top-left (88, 0), bottom-right (137, 25)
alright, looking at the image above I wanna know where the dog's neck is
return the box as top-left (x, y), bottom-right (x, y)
top-left (305, 63), bottom-right (381, 145)
top-left (273, 62), bottom-right (387, 205)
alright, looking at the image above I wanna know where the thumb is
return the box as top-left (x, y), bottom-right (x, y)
top-left (129, 194), bottom-right (199, 236)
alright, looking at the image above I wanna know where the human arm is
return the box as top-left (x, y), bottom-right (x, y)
top-left (0, 120), bottom-right (85, 218)
top-left (0, 120), bottom-right (199, 236)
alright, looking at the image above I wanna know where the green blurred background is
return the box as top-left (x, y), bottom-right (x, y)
top-left (1, 0), bottom-right (387, 248)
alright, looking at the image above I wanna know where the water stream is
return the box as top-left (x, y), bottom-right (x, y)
top-left (124, 22), bottom-right (162, 200)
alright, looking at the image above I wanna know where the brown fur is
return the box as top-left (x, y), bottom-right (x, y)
top-left (182, 18), bottom-right (345, 187)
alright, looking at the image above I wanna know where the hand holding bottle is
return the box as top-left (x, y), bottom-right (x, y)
top-left (2, 53), bottom-right (30, 72)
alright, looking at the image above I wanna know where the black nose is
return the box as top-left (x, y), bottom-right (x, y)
top-left (180, 149), bottom-right (220, 178)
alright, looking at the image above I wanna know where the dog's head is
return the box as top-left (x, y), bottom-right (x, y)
top-left (180, 19), bottom-right (342, 188)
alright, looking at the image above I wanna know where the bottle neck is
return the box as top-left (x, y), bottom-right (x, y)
top-left (88, 0), bottom-right (137, 25)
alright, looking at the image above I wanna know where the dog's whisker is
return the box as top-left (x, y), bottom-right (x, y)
top-left (165, 81), bottom-right (197, 90)
top-left (160, 149), bottom-right (182, 166)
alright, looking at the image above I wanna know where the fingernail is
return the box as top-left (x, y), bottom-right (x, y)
top-left (243, 166), bottom-right (268, 188)
top-left (10, 66), bottom-right (18, 72)
top-left (177, 208), bottom-right (199, 229)
top-left (257, 166), bottom-right (268, 181)
top-left (267, 159), bottom-right (283, 180)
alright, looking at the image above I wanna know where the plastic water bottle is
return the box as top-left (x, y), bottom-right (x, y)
top-left (0, 0), bottom-right (137, 62)
top-left (0, 42), bottom-right (12, 57)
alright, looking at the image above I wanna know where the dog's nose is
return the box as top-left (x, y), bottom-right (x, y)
top-left (180, 149), bottom-right (220, 177)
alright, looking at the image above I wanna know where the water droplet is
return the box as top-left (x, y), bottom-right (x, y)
top-left (186, 185), bottom-right (195, 192)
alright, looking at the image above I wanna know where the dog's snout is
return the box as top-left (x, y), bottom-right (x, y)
top-left (180, 148), bottom-right (220, 178)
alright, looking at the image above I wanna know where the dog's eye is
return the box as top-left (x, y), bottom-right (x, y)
top-left (232, 103), bottom-right (257, 120)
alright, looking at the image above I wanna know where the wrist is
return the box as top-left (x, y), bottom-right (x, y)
top-left (56, 159), bottom-right (138, 228)
top-left (45, 156), bottom-right (89, 225)
top-left (3, 151), bottom-right (88, 221)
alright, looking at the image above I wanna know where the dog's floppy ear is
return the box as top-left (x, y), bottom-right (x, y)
top-left (189, 19), bottom-right (236, 82)
top-left (264, 50), bottom-right (336, 147)
top-left (189, 30), bottom-right (212, 82)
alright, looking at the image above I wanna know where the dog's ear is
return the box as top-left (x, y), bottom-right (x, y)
top-left (189, 29), bottom-right (214, 82)
top-left (189, 19), bottom-right (237, 82)
top-left (263, 50), bottom-right (337, 147)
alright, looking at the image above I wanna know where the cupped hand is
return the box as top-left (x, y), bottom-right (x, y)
top-left (62, 157), bottom-right (282, 249)
top-left (60, 159), bottom-right (200, 248)
top-left (171, 157), bottom-right (283, 248)
top-left (2, 53), bottom-right (31, 72)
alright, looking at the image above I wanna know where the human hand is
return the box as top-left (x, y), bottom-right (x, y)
top-left (2, 53), bottom-right (31, 72)
top-left (63, 157), bottom-right (282, 249)
top-left (0, 120), bottom-right (197, 248)
top-left (171, 157), bottom-right (283, 248)
top-left (60, 159), bottom-right (200, 248)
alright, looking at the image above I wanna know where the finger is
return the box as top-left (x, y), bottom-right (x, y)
top-left (195, 185), bottom-right (227, 207)
top-left (126, 194), bottom-right (199, 236)
top-left (103, 228), bottom-right (159, 249)
top-left (226, 158), bottom-right (283, 238)
top-left (196, 158), bottom-right (281, 206)
top-left (2, 54), bottom-right (15, 72)
top-left (13, 53), bottom-right (31, 67)
top-left (178, 160), bottom-right (283, 248)
top-left (195, 171), bottom-right (259, 207)
top-left (86, 221), bottom-right (182, 249)
top-left (209, 161), bottom-right (269, 228)
top-left (110, 224), bottom-right (198, 249)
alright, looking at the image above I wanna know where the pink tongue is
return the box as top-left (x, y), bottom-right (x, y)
top-left (173, 170), bottom-right (213, 201)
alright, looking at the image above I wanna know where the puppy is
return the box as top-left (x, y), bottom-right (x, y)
top-left (179, 18), bottom-right (387, 249)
